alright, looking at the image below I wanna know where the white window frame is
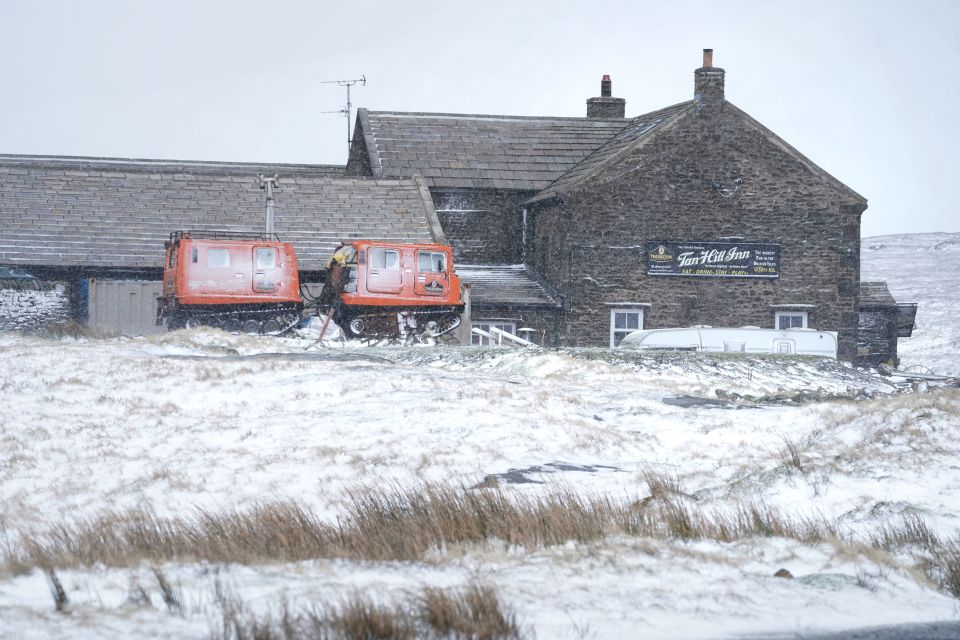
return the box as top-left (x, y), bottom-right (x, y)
top-left (610, 308), bottom-right (644, 347)
top-left (775, 311), bottom-right (808, 330)
top-left (471, 321), bottom-right (517, 346)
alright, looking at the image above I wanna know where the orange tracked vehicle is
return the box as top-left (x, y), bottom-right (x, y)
top-left (157, 231), bottom-right (303, 334)
top-left (158, 233), bottom-right (464, 341)
top-left (320, 240), bottom-right (464, 341)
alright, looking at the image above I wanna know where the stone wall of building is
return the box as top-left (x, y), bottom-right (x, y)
top-left (857, 308), bottom-right (900, 366)
top-left (530, 103), bottom-right (864, 360)
top-left (0, 280), bottom-right (72, 332)
top-left (432, 189), bottom-right (534, 265)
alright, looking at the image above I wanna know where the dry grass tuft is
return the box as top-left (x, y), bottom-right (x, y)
top-left (643, 469), bottom-right (683, 500)
top-left (871, 513), bottom-right (939, 552)
top-left (776, 436), bottom-right (805, 473)
top-left (419, 583), bottom-right (523, 639)
top-left (8, 484), bottom-right (846, 571)
top-left (210, 582), bottom-right (523, 640)
top-left (324, 595), bottom-right (417, 640)
top-left (8, 485), bottom-right (960, 603)
top-left (930, 537), bottom-right (960, 599)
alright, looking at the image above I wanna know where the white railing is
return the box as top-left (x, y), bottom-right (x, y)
top-left (471, 326), bottom-right (535, 348)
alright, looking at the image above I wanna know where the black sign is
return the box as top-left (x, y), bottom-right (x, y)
top-left (646, 241), bottom-right (780, 278)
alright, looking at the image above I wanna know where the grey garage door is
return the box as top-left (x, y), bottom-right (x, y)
top-left (88, 279), bottom-right (164, 337)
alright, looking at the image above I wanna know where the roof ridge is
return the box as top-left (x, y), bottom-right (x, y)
top-left (366, 110), bottom-right (629, 123)
top-left (0, 154), bottom-right (344, 172)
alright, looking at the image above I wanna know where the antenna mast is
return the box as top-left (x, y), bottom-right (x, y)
top-left (321, 75), bottom-right (367, 154)
top-left (257, 173), bottom-right (280, 235)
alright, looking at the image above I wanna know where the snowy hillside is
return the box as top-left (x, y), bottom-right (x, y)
top-left (862, 232), bottom-right (960, 375)
top-left (0, 233), bottom-right (959, 640)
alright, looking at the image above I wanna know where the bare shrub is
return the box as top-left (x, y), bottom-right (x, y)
top-left (126, 575), bottom-right (151, 608)
top-left (46, 568), bottom-right (68, 613)
top-left (776, 436), bottom-right (804, 473)
top-left (153, 566), bottom-right (182, 614)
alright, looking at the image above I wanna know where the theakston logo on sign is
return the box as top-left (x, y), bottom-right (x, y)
top-left (645, 241), bottom-right (780, 278)
top-left (648, 245), bottom-right (674, 262)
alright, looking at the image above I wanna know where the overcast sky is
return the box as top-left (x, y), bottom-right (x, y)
top-left (1, 0), bottom-right (957, 236)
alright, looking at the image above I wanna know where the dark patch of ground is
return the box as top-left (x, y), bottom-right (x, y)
top-left (472, 461), bottom-right (623, 487)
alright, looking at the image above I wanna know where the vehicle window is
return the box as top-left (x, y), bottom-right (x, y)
top-left (168, 250), bottom-right (177, 268)
top-left (370, 248), bottom-right (399, 269)
top-left (418, 251), bottom-right (446, 272)
top-left (191, 248), bottom-right (198, 263)
top-left (256, 247), bottom-right (276, 269)
top-left (207, 248), bottom-right (231, 268)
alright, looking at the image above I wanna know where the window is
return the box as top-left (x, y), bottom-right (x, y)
top-left (610, 308), bottom-right (643, 347)
top-left (168, 250), bottom-right (177, 268)
top-left (207, 248), bottom-right (230, 268)
top-left (418, 251), bottom-right (446, 273)
top-left (471, 321), bottom-right (517, 346)
top-left (370, 248), bottom-right (399, 269)
top-left (775, 311), bottom-right (808, 329)
top-left (191, 248), bottom-right (198, 263)
top-left (256, 247), bottom-right (276, 269)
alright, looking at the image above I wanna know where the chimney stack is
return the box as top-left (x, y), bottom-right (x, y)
top-left (694, 48), bottom-right (725, 113)
top-left (587, 75), bottom-right (626, 118)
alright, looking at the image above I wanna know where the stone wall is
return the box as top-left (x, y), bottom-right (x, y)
top-left (857, 308), bottom-right (900, 366)
top-left (432, 189), bottom-right (535, 265)
top-left (0, 280), bottom-right (72, 332)
top-left (529, 103), bottom-right (864, 360)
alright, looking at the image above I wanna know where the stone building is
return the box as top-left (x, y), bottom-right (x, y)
top-left (0, 50), bottom-right (915, 362)
top-left (346, 50), bottom-right (913, 360)
top-left (0, 156), bottom-right (444, 335)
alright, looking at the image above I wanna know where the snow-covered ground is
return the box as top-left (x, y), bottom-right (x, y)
top-left (0, 233), bottom-right (958, 639)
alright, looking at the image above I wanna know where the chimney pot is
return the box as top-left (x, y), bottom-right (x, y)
top-left (601, 74), bottom-right (612, 97)
top-left (702, 48), bottom-right (713, 68)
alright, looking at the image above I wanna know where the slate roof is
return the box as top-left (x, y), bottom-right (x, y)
top-left (0, 155), bottom-right (437, 272)
top-left (457, 264), bottom-right (559, 307)
top-left (860, 281), bottom-right (897, 307)
top-left (354, 110), bottom-right (630, 190)
top-left (525, 101), bottom-right (693, 205)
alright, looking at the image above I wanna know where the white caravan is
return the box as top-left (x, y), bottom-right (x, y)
top-left (618, 326), bottom-right (838, 358)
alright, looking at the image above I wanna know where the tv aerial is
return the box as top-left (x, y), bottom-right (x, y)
top-left (321, 75), bottom-right (367, 155)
